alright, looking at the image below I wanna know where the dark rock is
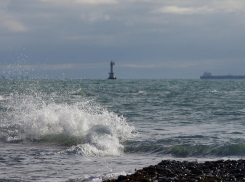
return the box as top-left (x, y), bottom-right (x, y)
top-left (103, 159), bottom-right (245, 182)
top-left (190, 179), bottom-right (197, 182)
top-left (188, 166), bottom-right (195, 170)
top-left (191, 169), bottom-right (203, 175)
top-left (117, 175), bottom-right (127, 181)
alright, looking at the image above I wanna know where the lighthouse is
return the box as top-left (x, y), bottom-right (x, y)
top-left (108, 61), bottom-right (116, 79)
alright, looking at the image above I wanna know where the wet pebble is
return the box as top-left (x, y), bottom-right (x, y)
top-left (103, 159), bottom-right (245, 182)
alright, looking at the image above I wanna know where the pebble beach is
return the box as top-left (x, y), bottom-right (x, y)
top-left (104, 160), bottom-right (245, 182)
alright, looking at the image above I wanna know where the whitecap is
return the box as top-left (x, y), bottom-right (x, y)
top-left (3, 94), bottom-right (136, 156)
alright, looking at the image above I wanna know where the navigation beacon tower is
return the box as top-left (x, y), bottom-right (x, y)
top-left (108, 61), bottom-right (116, 79)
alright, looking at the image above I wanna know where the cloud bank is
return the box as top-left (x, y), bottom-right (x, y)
top-left (0, 0), bottom-right (245, 78)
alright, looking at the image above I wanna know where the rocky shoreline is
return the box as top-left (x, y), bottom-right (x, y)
top-left (103, 159), bottom-right (245, 182)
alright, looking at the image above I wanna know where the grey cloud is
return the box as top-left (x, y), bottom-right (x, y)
top-left (1, 0), bottom-right (245, 78)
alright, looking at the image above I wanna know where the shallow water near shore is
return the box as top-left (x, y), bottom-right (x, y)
top-left (1, 79), bottom-right (245, 181)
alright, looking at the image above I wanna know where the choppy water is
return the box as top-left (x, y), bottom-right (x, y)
top-left (1, 79), bottom-right (245, 181)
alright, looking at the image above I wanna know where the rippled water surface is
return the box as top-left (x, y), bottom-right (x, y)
top-left (1, 79), bottom-right (245, 181)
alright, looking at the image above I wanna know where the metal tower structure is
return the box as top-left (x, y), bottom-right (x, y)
top-left (108, 61), bottom-right (116, 79)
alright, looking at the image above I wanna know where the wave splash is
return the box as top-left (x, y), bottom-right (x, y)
top-left (1, 94), bottom-right (136, 156)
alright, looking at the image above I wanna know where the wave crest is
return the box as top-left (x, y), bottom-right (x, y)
top-left (1, 94), bottom-right (136, 156)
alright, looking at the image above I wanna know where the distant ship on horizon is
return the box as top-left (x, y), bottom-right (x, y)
top-left (200, 72), bottom-right (245, 79)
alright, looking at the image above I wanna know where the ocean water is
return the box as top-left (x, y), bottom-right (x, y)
top-left (1, 79), bottom-right (245, 181)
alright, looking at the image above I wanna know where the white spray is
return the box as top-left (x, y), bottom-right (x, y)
top-left (2, 94), bottom-right (136, 156)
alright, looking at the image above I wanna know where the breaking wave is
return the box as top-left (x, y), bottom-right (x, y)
top-left (0, 93), bottom-right (136, 156)
top-left (125, 141), bottom-right (245, 158)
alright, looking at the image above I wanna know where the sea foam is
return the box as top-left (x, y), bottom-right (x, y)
top-left (2, 93), bottom-right (136, 156)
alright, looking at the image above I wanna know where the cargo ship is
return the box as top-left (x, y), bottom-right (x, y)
top-left (200, 72), bottom-right (245, 79)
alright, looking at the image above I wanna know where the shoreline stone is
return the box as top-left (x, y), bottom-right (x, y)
top-left (103, 159), bottom-right (245, 182)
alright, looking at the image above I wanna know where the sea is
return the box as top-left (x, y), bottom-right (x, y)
top-left (1, 79), bottom-right (245, 182)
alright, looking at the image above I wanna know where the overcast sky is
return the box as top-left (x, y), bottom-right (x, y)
top-left (1, 0), bottom-right (245, 79)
